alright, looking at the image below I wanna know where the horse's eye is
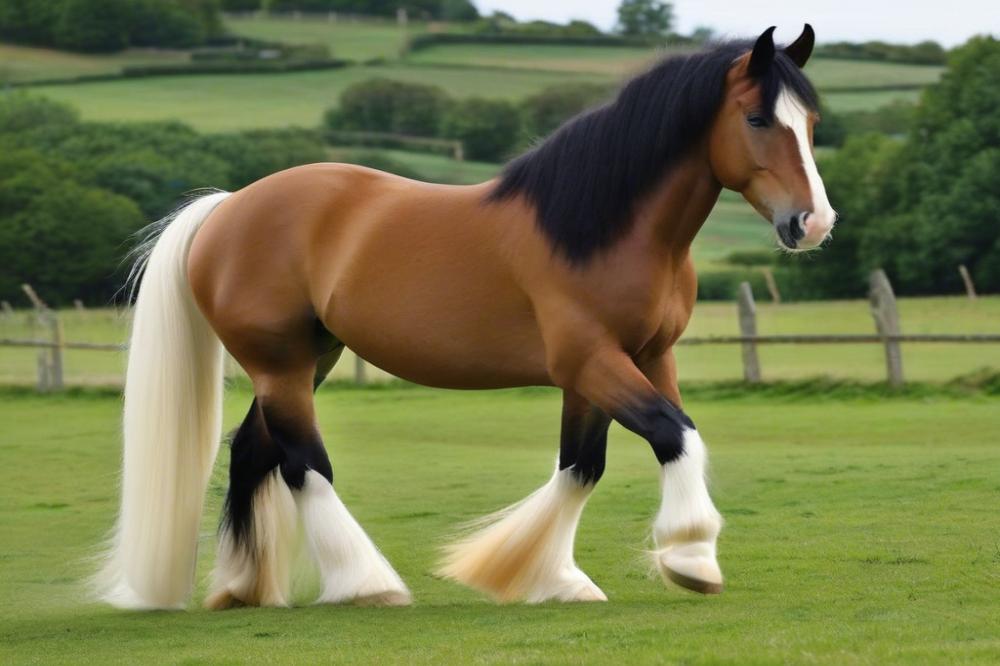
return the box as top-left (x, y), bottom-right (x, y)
top-left (746, 114), bottom-right (769, 129)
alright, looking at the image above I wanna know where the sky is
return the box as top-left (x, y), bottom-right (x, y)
top-left (474, 0), bottom-right (1000, 47)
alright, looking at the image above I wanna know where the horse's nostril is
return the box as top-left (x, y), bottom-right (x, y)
top-left (789, 215), bottom-right (806, 241)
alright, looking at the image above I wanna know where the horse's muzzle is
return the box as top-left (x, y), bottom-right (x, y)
top-left (776, 210), bottom-right (833, 251)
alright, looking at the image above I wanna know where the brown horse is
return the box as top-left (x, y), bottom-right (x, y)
top-left (95, 25), bottom-right (835, 610)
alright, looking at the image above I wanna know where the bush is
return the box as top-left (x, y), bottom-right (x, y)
top-left (0, 148), bottom-right (144, 304)
top-left (327, 78), bottom-right (450, 137)
top-left (520, 83), bottom-right (612, 140)
top-left (813, 102), bottom-right (847, 147)
top-left (839, 100), bottom-right (916, 137)
top-left (442, 98), bottom-right (521, 162)
top-left (696, 269), bottom-right (768, 301)
top-left (724, 249), bottom-right (775, 267)
top-left (206, 128), bottom-right (326, 188)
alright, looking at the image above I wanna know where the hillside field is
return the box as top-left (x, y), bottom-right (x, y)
top-left (1, 385), bottom-right (998, 663)
top-left (16, 16), bottom-right (943, 131)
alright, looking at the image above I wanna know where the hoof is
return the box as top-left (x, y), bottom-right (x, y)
top-left (657, 543), bottom-right (723, 595)
top-left (204, 589), bottom-right (242, 610)
top-left (564, 580), bottom-right (608, 603)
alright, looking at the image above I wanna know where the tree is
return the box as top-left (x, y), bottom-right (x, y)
top-left (779, 36), bottom-right (1000, 298)
top-left (206, 128), bottom-right (327, 188)
top-left (0, 148), bottom-right (144, 304)
top-left (520, 83), bottom-right (611, 141)
top-left (776, 134), bottom-right (901, 299)
top-left (442, 98), bottom-right (521, 161)
top-left (439, 0), bottom-right (478, 21)
top-left (616, 0), bottom-right (673, 39)
top-left (54, 0), bottom-right (131, 52)
top-left (327, 78), bottom-right (450, 137)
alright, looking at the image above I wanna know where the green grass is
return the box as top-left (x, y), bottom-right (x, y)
top-left (1, 386), bottom-right (998, 663)
top-left (823, 88), bottom-right (925, 112)
top-left (406, 42), bottom-right (661, 75)
top-left (2, 297), bottom-right (997, 387)
top-left (224, 14), bottom-right (438, 62)
top-left (32, 63), bottom-right (607, 131)
top-left (25, 23), bottom-right (943, 130)
top-left (0, 43), bottom-right (191, 83)
top-left (804, 58), bottom-right (942, 89)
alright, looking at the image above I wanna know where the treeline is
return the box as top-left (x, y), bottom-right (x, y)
top-left (0, 95), bottom-right (325, 305)
top-left (222, 0), bottom-right (479, 20)
top-left (814, 40), bottom-right (947, 65)
top-left (0, 0), bottom-right (224, 52)
top-left (777, 36), bottom-right (1000, 298)
top-left (325, 78), bottom-right (612, 161)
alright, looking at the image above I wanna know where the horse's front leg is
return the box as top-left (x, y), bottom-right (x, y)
top-left (438, 389), bottom-right (610, 603)
top-left (567, 345), bottom-right (724, 594)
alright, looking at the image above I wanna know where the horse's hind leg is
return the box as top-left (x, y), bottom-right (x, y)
top-left (257, 366), bottom-right (411, 606)
top-left (206, 398), bottom-right (295, 609)
top-left (438, 390), bottom-right (609, 603)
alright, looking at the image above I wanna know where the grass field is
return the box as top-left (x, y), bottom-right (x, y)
top-left (223, 14), bottom-right (440, 62)
top-left (20, 15), bottom-right (944, 130)
top-left (1, 385), bottom-right (998, 663)
top-left (32, 63), bottom-right (607, 131)
top-left (0, 43), bottom-right (191, 83)
top-left (2, 297), bottom-right (997, 387)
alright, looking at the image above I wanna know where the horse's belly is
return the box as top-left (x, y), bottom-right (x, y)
top-left (320, 241), bottom-right (550, 389)
top-left (328, 293), bottom-right (550, 389)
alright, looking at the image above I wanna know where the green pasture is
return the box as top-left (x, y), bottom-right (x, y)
top-left (31, 64), bottom-right (607, 131)
top-left (2, 297), bottom-right (997, 387)
top-left (22, 13), bottom-right (944, 131)
top-left (1, 385), bottom-right (998, 663)
top-left (406, 42), bottom-right (661, 75)
top-left (0, 43), bottom-right (191, 84)
top-left (223, 13), bottom-right (439, 62)
top-left (28, 57), bottom-right (932, 130)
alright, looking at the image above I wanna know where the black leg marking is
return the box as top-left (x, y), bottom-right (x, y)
top-left (222, 399), bottom-right (283, 547)
top-left (259, 404), bottom-right (333, 490)
top-left (612, 396), bottom-right (694, 465)
top-left (559, 396), bottom-right (612, 485)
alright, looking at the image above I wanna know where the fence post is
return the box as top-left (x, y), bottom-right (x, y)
top-left (958, 264), bottom-right (977, 300)
top-left (761, 267), bottom-right (781, 304)
top-left (869, 269), bottom-right (904, 388)
top-left (48, 314), bottom-right (64, 391)
top-left (21, 283), bottom-right (52, 391)
top-left (354, 353), bottom-right (367, 385)
top-left (0, 300), bottom-right (12, 318)
top-left (737, 281), bottom-right (761, 384)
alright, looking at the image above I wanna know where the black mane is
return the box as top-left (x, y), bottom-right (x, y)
top-left (489, 40), bottom-right (819, 263)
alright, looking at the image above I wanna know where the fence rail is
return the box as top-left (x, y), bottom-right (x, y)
top-left (2, 271), bottom-right (998, 390)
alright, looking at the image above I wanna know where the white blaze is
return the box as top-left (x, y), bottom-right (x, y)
top-left (774, 89), bottom-right (836, 245)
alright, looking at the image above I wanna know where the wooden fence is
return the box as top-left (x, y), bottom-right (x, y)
top-left (2, 271), bottom-right (998, 391)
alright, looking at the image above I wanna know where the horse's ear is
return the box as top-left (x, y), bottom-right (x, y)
top-left (747, 26), bottom-right (777, 77)
top-left (784, 23), bottom-right (815, 68)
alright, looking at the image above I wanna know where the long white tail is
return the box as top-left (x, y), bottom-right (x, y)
top-left (95, 192), bottom-right (231, 609)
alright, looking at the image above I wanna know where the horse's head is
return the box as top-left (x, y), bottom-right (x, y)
top-left (708, 25), bottom-right (836, 251)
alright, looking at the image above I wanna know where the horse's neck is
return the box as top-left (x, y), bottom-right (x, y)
top-left (637, 156), bottom-right (722, 263)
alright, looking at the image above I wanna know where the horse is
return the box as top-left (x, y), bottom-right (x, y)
top-left (94, 25), bottom-right (835, 610)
